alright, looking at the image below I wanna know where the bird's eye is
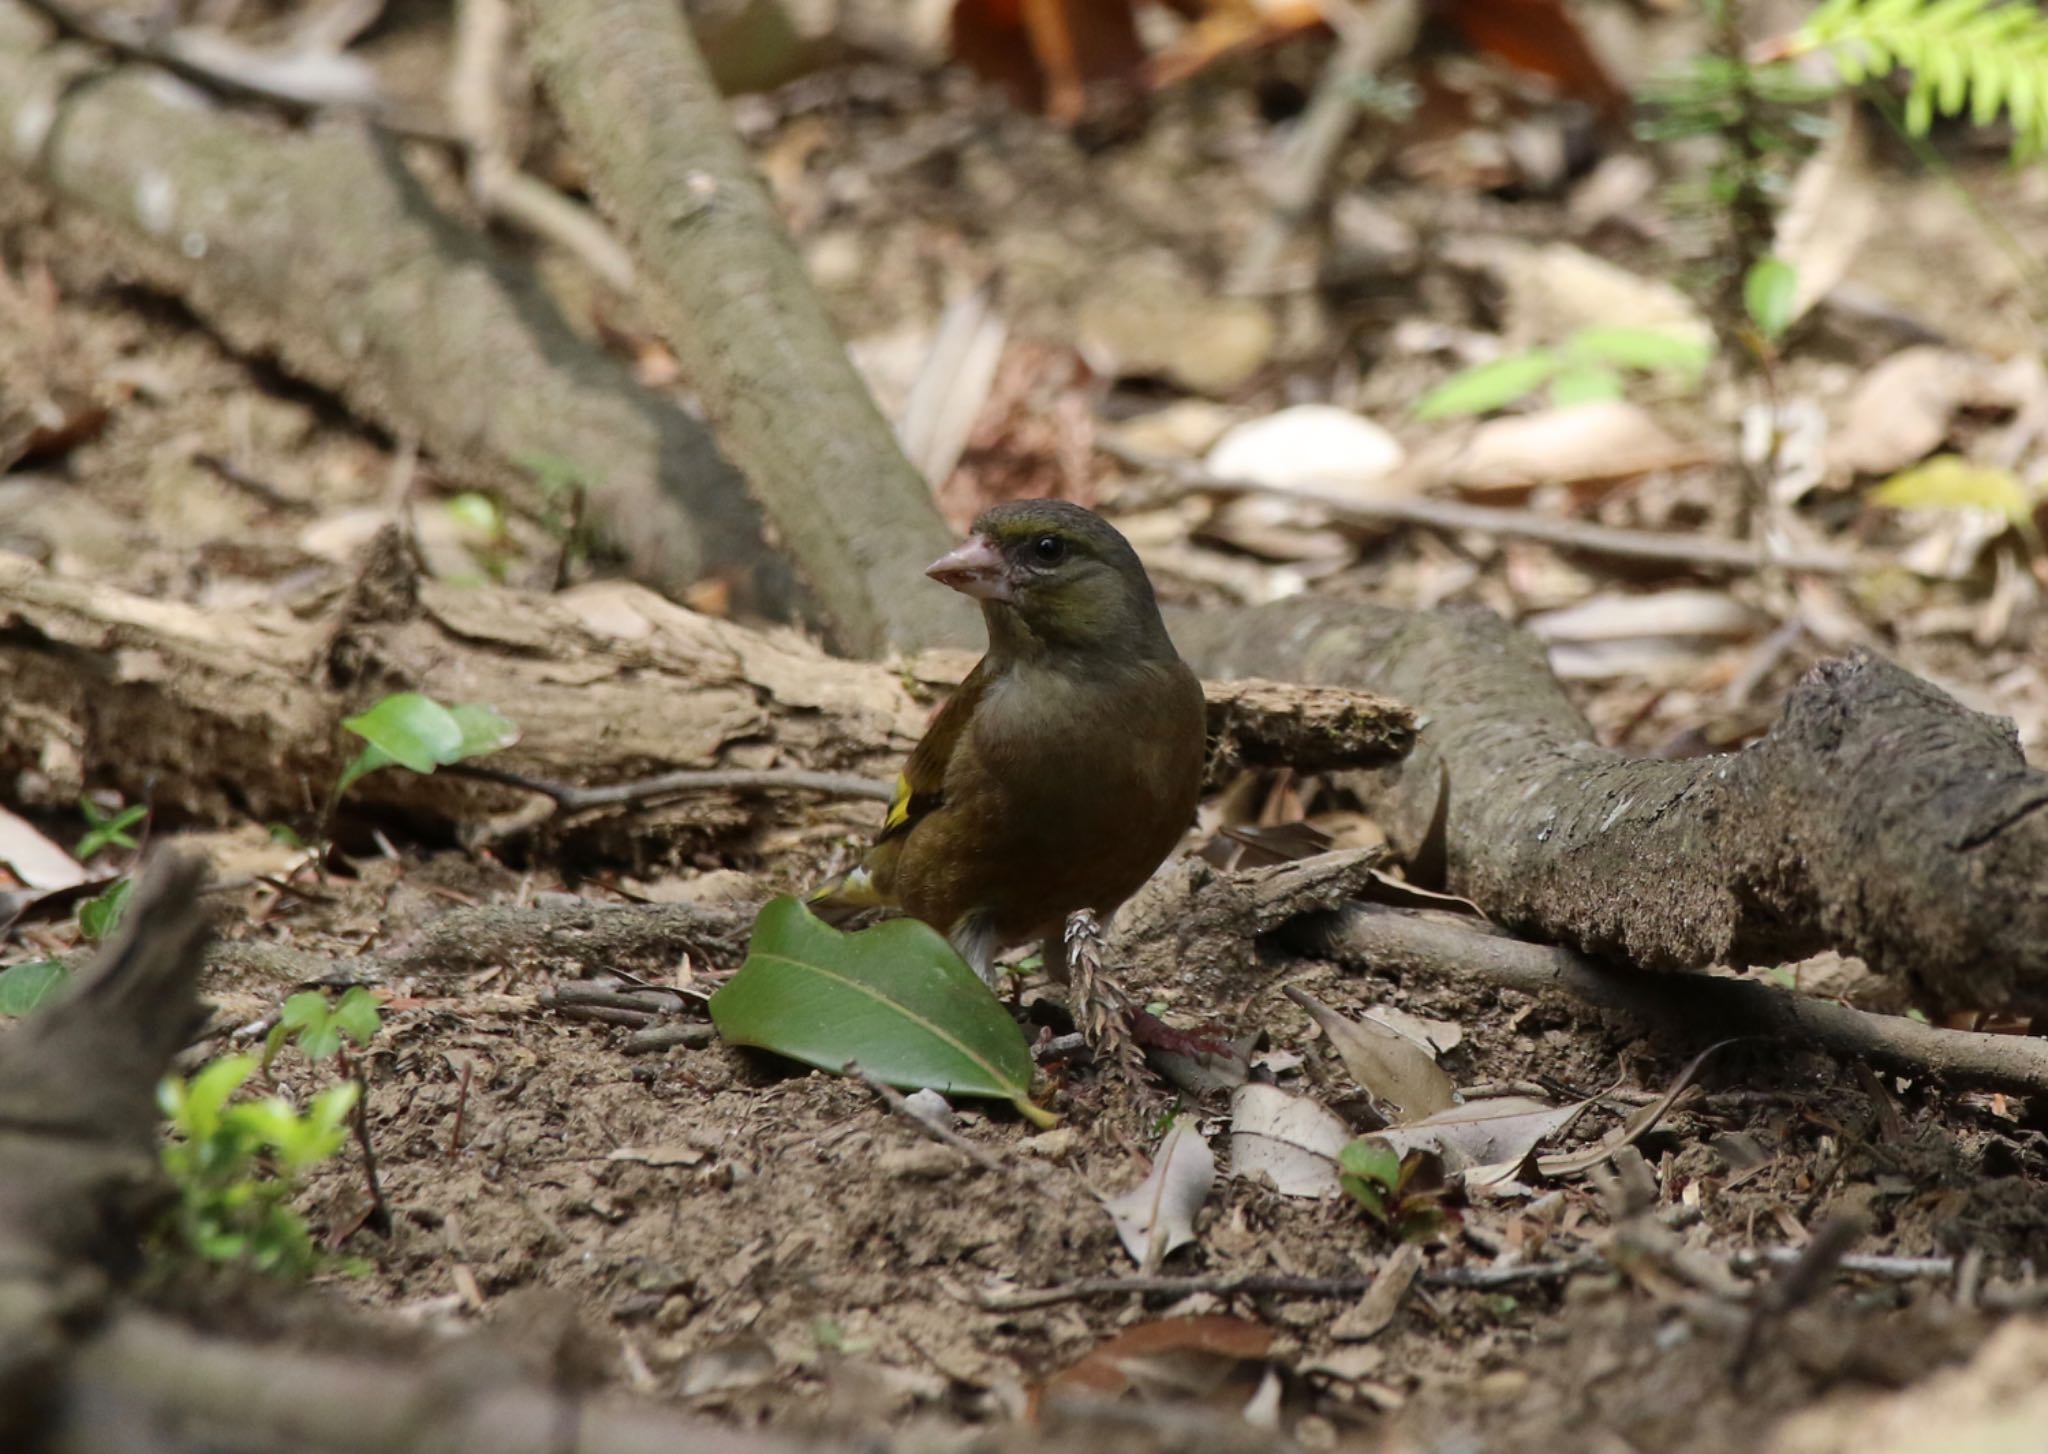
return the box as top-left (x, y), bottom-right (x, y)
top-left (1031, 534), bottom-right (1066, 565)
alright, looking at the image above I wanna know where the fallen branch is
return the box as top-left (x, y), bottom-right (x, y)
top-left (1173, 599), bottom-right (2048, 1012)
top-left (522, 0), bottom-right (964, 655)
top-left (1303, 903), bottom-right (2048, 1097)
top-left (0, 1), bottom-right (772, 605)
top-left (0, 542), bottom-right (1411, 852)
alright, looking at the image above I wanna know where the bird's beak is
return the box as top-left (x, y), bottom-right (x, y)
top-left (926, 533), bottom-right (1013, 603)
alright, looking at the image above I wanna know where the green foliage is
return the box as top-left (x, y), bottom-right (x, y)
top-left (158, 1054), bottom-right (359, 1277)
top-left (1743, 256), bottom-right (1800, 343)
top-left (0, 959), bottom-right (68, 1016)
top-left (335, 692), bottom-right (519, 802)
top-left (75, 797), bottom-right (147, 860)
top-left (1337, 1138), bottom-right (1451, 1243)
top-left (709, 897), bottom-right (1053, 1126)
top-left (264, 987), bottom-right (383, 1068)
top-left (78, 877), bottom-right (134, 942)
top-left (1794, 0), bottom-right (2048, 158)
top-left (1414, 327), bottom-right (1711, 419)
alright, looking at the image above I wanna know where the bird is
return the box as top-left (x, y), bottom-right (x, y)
top-left (811, 498), bottom-right (1207, 985)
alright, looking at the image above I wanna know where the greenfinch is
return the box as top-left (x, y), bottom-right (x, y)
top-left (812, 499), bottom-right (1206, 982)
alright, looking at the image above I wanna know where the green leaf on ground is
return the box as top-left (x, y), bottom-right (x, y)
top-left (1744, 256), bottom-right (1798, 342)
top-left (336, 693), bottom-right (520, 799)
top-left (709, 897), bottom-right (1053, 1126)
top-left (0, 959), bottom-right (68, 1016)
top-left (1871, 455), bottom-right (2038, 530)
top-left (1414, 350), bottom-right (1559, 419)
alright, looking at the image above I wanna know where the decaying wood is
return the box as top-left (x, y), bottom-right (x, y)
top-left (522, 0), bottom-right (965, 656)
top-left (0, 1), bottom-right (776, 609)
top-left (1172, 600), bottom-right (2048, 1013)
top-left (0, 538), bottom-right (1412, 856)
top-left (1302, 902), bottom-right (2048, 1098)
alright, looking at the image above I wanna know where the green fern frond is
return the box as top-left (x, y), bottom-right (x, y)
top-left (1793, 0), bottom-right (2048, 157)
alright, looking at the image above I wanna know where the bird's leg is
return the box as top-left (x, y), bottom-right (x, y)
top-left (1049, 909), bottom-right (1143, 1079)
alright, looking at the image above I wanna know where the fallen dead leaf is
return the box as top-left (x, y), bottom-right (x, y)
top-left (1362, 1004), bottom-right (1464, 1055)
top-left (1331, 1242), bottom-right (1424, 1341)
top-left (1286, 987), bottom-right (1457, 1120)
top-left (1100, 1116), bottom-right (1215, 1272)
top-left (1229, 1082), bottom-right (1351, 1198)
top-left (1422, 399), bottom-right (1705, 498)
top-left (1041, 1314), bottom-right (1274, 1406)
top-left (1526, 589), bottom-right (1761, 645)
top-left (1831, 346), bottom-right (1992, 479)
top-left (1378, 1095), bottom-right (1587, 1175)
top-left (0, 805), bottom-right (87, 892)
top-left (607, 1144), bottom-right (710, 1169)
top-left (1772, 98), bottom-right (1879, 330)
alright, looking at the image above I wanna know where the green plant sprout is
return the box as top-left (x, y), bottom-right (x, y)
top-left (75, 797), bottom-right (147, 860)
top-left (1338, 1138), bottom-right (1452, 1243)
top-left (1414, 326), bottom-right (1711, 420)
top-left (265, 986), bottom-right (383, 1068)
top-left (77, 877), bottom-right (133, 943)
top-left (158, 1054), bottom-right (360, 1278)
top-left (0, 959), bottom-right (67, 1016)
top-left (335, 692), bottom-right (519, 802)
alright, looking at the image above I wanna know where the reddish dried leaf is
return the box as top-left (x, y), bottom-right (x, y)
top-left (1041, 1314), bottom-right (1274, 1406)
top-left (1438, 0), bottom-right (1627, 122)
top-left (950, 0), bottom-right (1147, 122)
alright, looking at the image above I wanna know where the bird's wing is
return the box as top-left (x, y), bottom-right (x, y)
top-left (876, 657), bottom-right (992, 847)
top-left (808, 659), bottom-right (991, 917)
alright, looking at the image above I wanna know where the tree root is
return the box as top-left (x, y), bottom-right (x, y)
top-left (1173, 600), bottom-right (2048, 1012)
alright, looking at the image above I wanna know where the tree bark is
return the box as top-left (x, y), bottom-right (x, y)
top-left (1171, 600), bottom-right (2048, 1013)
top-left (0, 3), bottom-right (778, 609)
top-left (523, 0), bottom-right (967, 657)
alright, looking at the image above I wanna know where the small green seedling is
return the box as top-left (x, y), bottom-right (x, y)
top-left (1743, 256), bottom-right (1798, 346)
top-left (265, 986), bottom-right (383, 1068)
top-left (328, 691), bottom-right (519, 818)
top-left (1414, 326), bottom-right (1711, 420)
top-left (1338, 1138), bottom-right (1452, 1243)
top-left (158, 1053), bottom-right (360, 1277)
top-left (75, 797), bottom-right (147, 861)
top-left (78, 877), bottom-right (133, 942)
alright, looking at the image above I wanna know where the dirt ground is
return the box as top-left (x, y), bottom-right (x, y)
top-left (6, 8), bottom-right (2048, 1453)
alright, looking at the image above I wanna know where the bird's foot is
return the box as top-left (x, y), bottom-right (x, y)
top-left (1059, 909), bottom-right (1145, 1082)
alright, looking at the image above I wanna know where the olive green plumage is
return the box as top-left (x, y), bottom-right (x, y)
top-left (812, 500), bottom-right (1206, 980)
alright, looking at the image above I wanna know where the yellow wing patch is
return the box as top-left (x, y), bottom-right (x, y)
top-left (882, 772), bottom-right (914, 833)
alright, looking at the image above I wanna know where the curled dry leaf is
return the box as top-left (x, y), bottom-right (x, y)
top-left (1377, 1095), bottom-right (1588, 1176)
top-left (1832, 347), bottom-right (1993, 479)
top-left (1205, 405), bottom-right (1411, 563)
top-left (1363, 1004), bottom-right (1463, 1054)
top-left (1331, 1242), bottom-right (1425, 1341)
top-left (1229, 1082), bottom-right (1351, 1199)
top-left (1286, 987), bottom-right (1457, 1120)
top-left (1100, 1116), bottom-right (1216, 1272)
top-left (0, 804), bottom-right (87, 891)
top-left (1772, 98), bottom-right (1879, 330)
top-left (1421, 399), bottom-right (1704, 498)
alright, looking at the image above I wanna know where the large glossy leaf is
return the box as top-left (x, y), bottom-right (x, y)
top-left (709, 898), bottom-right (1053, 1126)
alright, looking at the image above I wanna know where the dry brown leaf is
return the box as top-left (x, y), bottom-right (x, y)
top-left (1042, 1314), bottom-right (1273, 1404)
top-left (1378, 1095), bottom-right (1587, 1175)
top-left (1424, 400), bottom-right (1706, 497)
top-left (1286, 987), bottom-right (1458, 1120)
top-left (0, 805), bottom-right (86, 892)
top-left (1229, 1082), bottom-right (1350, 1198)
top-left (1832, 346), bottom-right (1998, 479)
top-left (1331, 1243), bottom-right (1425, 1341)
top-left (1773, 98), bottom-right (1879, 329)
top-left (1100, 1116), bottom-right (1215, 1271)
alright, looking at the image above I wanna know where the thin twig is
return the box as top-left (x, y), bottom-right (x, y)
top-left (335, 1045), bottom-right (391, 1237)
top-left (1306, 904), bottom-right (2048, 1098)
top-left (446, 761), bottom-right (894, 815)
top-left (1104, 441), bottom-right (1882, 577)
top-left (850, 1068), bottom-right (1011, 1179)
top-left (969, 1258), bottom-right (1600, 1311)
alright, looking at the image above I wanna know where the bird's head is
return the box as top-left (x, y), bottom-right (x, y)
top-left (926, 499), bottom-right (1171, 661)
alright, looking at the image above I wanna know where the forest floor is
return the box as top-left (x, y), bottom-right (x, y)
top-left (6, 9), bottom-right (2048, 1452)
